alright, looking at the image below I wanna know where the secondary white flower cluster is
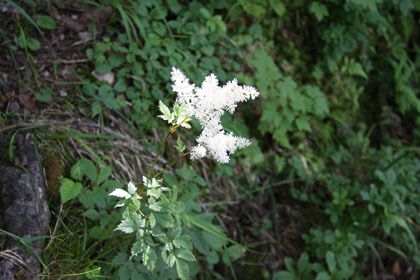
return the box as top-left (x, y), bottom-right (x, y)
top-left (170, 67), bottom-right (260, 164)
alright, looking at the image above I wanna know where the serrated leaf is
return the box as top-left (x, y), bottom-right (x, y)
top-left (82, 209), bottom-right (100, 221)
top-left (98, 165), bottom-right (111, 184)
top-left (176, 137), bottom-right (186, 152)
top-left (71, 158), bottom-right (97, 184)
top-left (309, 2), bottom-right (329, 22)
top-left (175, 249), bottom-right (195, 262)
top-left (91, 101), bottom-right (102, 117)
top-left (143, 246), bottom-right (158, 271)
top-left (168, 252), bottom-right (176, 267)
top-left (295, 115), bottom-right (311, 131)
top-left (176, 116), bottom-right (191, 129)
top-left (109, 188), bottom-right (131, 199)
top-left (269, 0), bottom-right (286, 17)
top-left (158, 100), bottom-right (174, 123)
top-left (155, 212), bottom-right (175, 228)
top-left (79, 190), bottom-right (95, 208)
top-left (173, 235), bottom-right (192, 249)
top-left (175, 258), bottom-right (189, 280)
top-left (60, 178), bottom-right (83, 204)
top-left (116, 218), bottom-right (137, 233)
top-left (127, 181), bottom-right (137, 194)
top-left (131, 239), bottom-right (145, 257)
top-left (348, 61), bottom-right (368, 79)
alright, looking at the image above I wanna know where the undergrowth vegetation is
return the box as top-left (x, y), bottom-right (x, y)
top-left (1, 0), bottom-right (420, 279)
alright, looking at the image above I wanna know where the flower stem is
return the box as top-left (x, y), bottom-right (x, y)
top-left (170, 116), bottom-right (189, 134)
top-left (147, 116), bottom-right (189, 179)
top-left (153, 151), bottom-right (190, 179)
top-left (146, 130), bottom-right (171, 179)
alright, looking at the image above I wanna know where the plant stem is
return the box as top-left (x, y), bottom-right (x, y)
top-left (153, 151), bottom-right (190, 179)
top-left (170, 116), bottom-right (189, 134)
top-left (146, 116), bottom-right (189, 178)
top-left (146, 130), bottom-right (171, 179)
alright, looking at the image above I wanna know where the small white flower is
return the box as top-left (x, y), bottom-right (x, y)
top-left (170, 67), bottom-right (260, 164)
top-left (191, 145), bottom-right (207, 160)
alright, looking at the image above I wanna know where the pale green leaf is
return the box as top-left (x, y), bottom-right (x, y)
top-left (143, 246), bottom-right (158, 271)
top-left (176, 137), bottom-right (186, 152)
top-left (116, 218), bottom-right (137, 233)
top-left (175, 248), bottom-right (196, 262)
top-left (173, 235), bottom-right (192, 249)
top-left (158, 100), bottom-right (174, 123)
top-left (348, 61), bottom-right (368, 79)
top-left (131, 239), bottom-right (145, 257)
top-left (109, 188), bottom-right (131, 199)
top-left (175, 258), bottom-right (189, 280)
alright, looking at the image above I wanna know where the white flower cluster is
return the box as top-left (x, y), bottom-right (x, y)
top-left (170, 67), bottom-right (260, 164)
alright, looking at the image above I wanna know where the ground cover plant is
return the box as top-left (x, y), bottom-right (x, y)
top-left (1, 0), bottom-right (420, 279)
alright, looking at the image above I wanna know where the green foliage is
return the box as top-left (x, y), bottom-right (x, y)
top-left (35, 15), bottom-right (56, 30)
top-left (249, 49), bottom-right (329, 147)
top-left (10, 0), bottom-right (420, 278)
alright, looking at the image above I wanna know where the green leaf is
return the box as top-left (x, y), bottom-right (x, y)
top-left (79, 190), bottom-right (95, 208)
top-left (269, 0), bottom-right (286, 17)
top-left (150, 7), bottom-right (167, 19)
top-left (116, 218), bottom-right (137, 233)
top-left (175, 137), bottom-right (186, 152)
top-left (315, 271), bottom-right (331, 280)
top-left (175, 248), bottom-right (196, 262)
top-left (297, 252), bottom-right (311, 275)
top-left (143, 246), bottom-right (158, 271)
top-left (60, 178), bottom-right (83, 204)
top-left (71, 158), bottom-right (97, 184)
top-left (325, 251), bottom-right (336, 273)
top-left (27, 37), bottom-right (41, 51)
top-left (273, 271), bottom-right (296, 280)
top-left (82, 209), bottom-right (100, 221)
top-left (114, 79), bottom-right (127, 92)
top-left (155, 212), bottom-right (175, 228)
top-left (348, 61), bottom-right (368, 79)
top-left (175, 258), bottom-right (189, 280)
top-left (173, 235), bottom-right (192, 249)
top-left (295, 115), bottom-right (311, 131)
top-left (98, 166), bottom-right (112, 184)
top-left (309, 2), bottom-right (329, 22)
top-left (35, 15), bottom-right (56, 30)
top-left (35, 89), bottom-right (52, 103)
top-left (131, 239), bottom-right (145, 257)
top-left (91, 101), bottom-right (102, 118)
top-left (158, 100), bottom-right (174, 123)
